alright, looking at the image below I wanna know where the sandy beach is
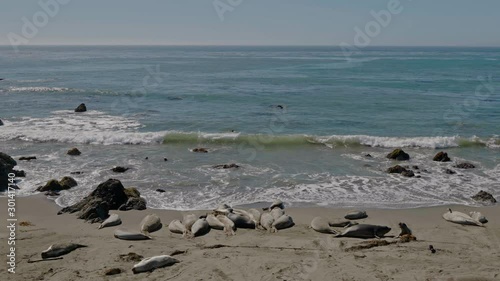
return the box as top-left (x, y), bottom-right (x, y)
top-left (1, 195), bottom-right (499, 281)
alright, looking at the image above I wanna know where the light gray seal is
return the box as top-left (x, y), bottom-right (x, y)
top-left (227, 212), bottom-right (255, 229)
top-left (443, 208), bottom-right (483, 226)
top-left (182, 214), bottom-right (198, 231)
top-left (99, 213), bottom-right (122, 229)
top-left (140, 214), bottom-right (162, 234)
top-left (334, 224), bottom-right (391, 239)
top-left (114, 229), bottom-right (152, 240)
top-left (272, 215), bottom-right (294, 232)
top-left (469, 211), bottom-right (488, 224)
top-left (41, 243), bottom-right (87, 259)
top-left (311, 217), bottom-right (336, 234)
top-left (132, 255), bottom-right (179, 274)
top-left (344, 210), bottom-right (368, 220)
top-left (168, 219), bottom-right (186, 234)
top-left (329, 219), bottom-right (358, 228)
top-left (263, 200), bottom-right (284, 211)
top-left (191, 218), bottom-right (210, 237)
top-left (260, 212), bottom-right (274, 231)
top-left (270, 208), bottom-right (285, 221)
top-left (216, 215), bottom-right (236, 235)
top-left (206, 214), bottom-right (225, 230)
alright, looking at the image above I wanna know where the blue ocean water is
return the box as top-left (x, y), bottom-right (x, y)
top-left (0, 46), bottom-right (499, 209)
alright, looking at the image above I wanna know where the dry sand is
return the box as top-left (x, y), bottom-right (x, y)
top-left (1, 195), bottom-right (499, 281)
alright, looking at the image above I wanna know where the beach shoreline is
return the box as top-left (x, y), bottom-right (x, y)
top-left (1, 194), bottom-right (499, 280)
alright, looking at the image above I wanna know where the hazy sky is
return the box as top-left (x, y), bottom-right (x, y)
top-left (1, 0), bottom-right (499, 46)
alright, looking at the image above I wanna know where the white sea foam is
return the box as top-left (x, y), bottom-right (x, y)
top-left (8, 86), bottom-right (75, 93)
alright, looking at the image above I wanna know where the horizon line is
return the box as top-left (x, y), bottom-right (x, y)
top-left (0, 44), bottom-right (500, 48)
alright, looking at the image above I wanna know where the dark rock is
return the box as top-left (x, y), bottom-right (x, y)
top-left (0, 119), bottom-right (3, 126)
top-left (37, 179), bottom-right (66, 192)
top-left (455, 162), bottom-right (475, 169)
top-left (75, 103), bottom-right (87, 112)
top-left (1, 153), bottom-right (17, 191)
top-left (412, 165), bottom-right (419, 170)
top-left (59, 176), bottom-right (78, 189)
top-left (104, 268), bottom-right (122, 276)
top-left (213, 163), bottom-right (240, 169)
top-left (124, 187), bottom-right (140, 198)
top-left (386, 165), bottom-right (407, 174)
top-left (364, 154), bottom-right (373, 158)
top-left (112, 166), bottom-right (129, 173)
top-left (19, 156), bottom-right (37, 161)
top-left (401, 170), bottom-right (415, 177)
top-left (433, 152), bottom-right (451, 162)
top-left (58, 179), bottom-right (129, 222)
top-left (271, 105), bottom-right (284, 109)
top-left (0, 78), bottom-right (3, 81)
top-left (415, 175), bottom-right (421, 178)
top-left (444, 169), bottom-right (456, 175)
top-left (45, 191), bottom-right (60, 196)
top-left (70, 171), bottom-right (84, 175)
top-left (386, 149), bottom-right (410, 161)
top-left (145, 157), bottom-right (149, 160)
top-left (12, 170), bottom-right (26, 177)
top-left (119, 252), bottom-right (144, 262)
top-left (193, 148), bottom-right (209, 153)
top-left (67, 148), bottom-right (81, 156)
top-left (118, 197), bottom-right (147, 211)
top-left (471, 190), bottom-right (497, 204)
top-left (164, 158), bottom-right (168, 162)
top-left (156, 189), bottom-right (166, 193)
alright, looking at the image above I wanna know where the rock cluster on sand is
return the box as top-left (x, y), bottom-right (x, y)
top-left (386, 149), bottom-right (410, 161)
top-left (67, 148), bottom-right (81, 156)
top-left (433, 152), bottom-right (451, 162)
top-left (119, 187), bottom-right (147, 210)
top-left (75, 103), bottom-right (87, 112)
top-left (37, 176), bottom-right (78, 192)
top-left (0, 152), bottom-right (17, 191)
top-left (472, 190), bottom-right (497, 204)
top-left (58, 179), bottom-right (146, 222)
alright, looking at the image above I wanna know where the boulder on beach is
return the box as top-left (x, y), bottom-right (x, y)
top-left (37, 177), bottom-right (78, 192)
top-left (386, 149), bottom-right (410, 161)
top-left (472, 190), bottom-right (497, 204)
top-left (118, 197), bottom-right (147, 211)
top-left (401, 170), bottom-right (415, 177)
top-left (124, 187), bottom-right (140, 198)
top-left (433, 152), bottom-right (451, 162)
top-left (58, 179), bottom-right (145, 222)
top-left (213, 163), bottom-right (240, 169)
top-left (59, 176), bottom-right (78, 189)
top-left (0, 152), bottom-right (17, 191)
top-left (386, 165), bottom-right (407, 174)
top-left (75, 103), bottom-right (87, 112)
top-left (67, 148), bottom-right (81, 156)
top-left (455, 162), bottom-right (475, 169)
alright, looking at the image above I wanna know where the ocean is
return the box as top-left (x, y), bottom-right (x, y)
top-left (0, 46), bottom-right (498, 210)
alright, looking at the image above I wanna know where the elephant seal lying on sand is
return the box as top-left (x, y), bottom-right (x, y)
top-left (132, 255), bottom-right (179, 274)
top-left (311, 217), bottom-right (336, 234)
top-left (334, 224), bottom-right (391, 239)
top-left (443, 209), bottom-right (483, 227)
top-left (41, 243), bottom-right (87, 259)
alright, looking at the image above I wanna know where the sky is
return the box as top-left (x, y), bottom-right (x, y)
top-left (1, 0), bottom-right (499, 46)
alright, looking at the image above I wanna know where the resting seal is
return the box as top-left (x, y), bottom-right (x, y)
top-left (191, 218), bottom-right (210, 237)
top-left (216, 215), bottom-right (236, 235)
top-left (227, 212), bottom-right (255, 229)
top-left (329, 219), bottom-right (358, 228)
top-left (260, 212), bottom-right (274, 231)
top-left (334, 224), bottom-right (391, 239)
top-left (182, 214), bottom-right (198, 232)
top-left (272, 215), bottom-right (294, 232)
top-left (132, 255), bottom-right (179, 274)
top-left (311, 217), bottom-right (336, 234)
top-left (469, 211), bottom-right (488, 224)
top-left (443, 209), bottom-right (483, 227)
top-left (114, 229), bottom-right (152, 240)
top-left (140, 214), bottom-right (163, 234)
top-left (344, 210), bottom-right (368, 220)
top-left (270, 208), bottom-right (285, 221)
top-left (206, 214), bottom-right (225, 230)
top-left (168, 220), bottom-right (186, 234)
top-left (99, 214), bottom-right (121, 229)
top-left (41, 243), bottom-right (87, 259)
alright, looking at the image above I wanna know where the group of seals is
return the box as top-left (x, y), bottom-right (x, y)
top-left (260, 200), bottom-right (295, 232)
top-left (113, 213), bottom-right (163, 240)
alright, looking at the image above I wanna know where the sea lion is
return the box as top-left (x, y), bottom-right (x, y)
top-left (99, 214), bottom-right (122, 229)
top-left (182, 214), bottom-right (198, 232)
top-left (272, 215), bottom-right (294, 232)
top-left (132, 255), bottom-right (179, 274)
top-left (397, 222), bottom-right (412, 237)
top-left (443, 209), bottom-right (483, 226)
top-left (310, 217), bottom-right (336, 234)
top-left (41, 243), bottom-right (87, 259)
top-left (469, 211), bottom-right (488, 224)
top-left (191, 218), bottom-right (210, 237)
top-left (114, 229), bottom-right (152, 240)
top-left (260, 212), bottom-right (275, 231)
top-left (168, 220), bottom-right (186, 234)
top-left (227, 212), bottom-right (255, 229)
top-left (216, 215), bottom-right (236, 235)
top-left (344, 210), bottom-right (368, 220)
top-left (270, 208), bottom-right (285, 221)
top-left (334, 224), bottom-right (391, 239)
top-left (329, 219), bottom-right (358, 228)
top-left (206, 214), bottom-right (225, 230)
top-left (140, 214), bottom-right (162, 234)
